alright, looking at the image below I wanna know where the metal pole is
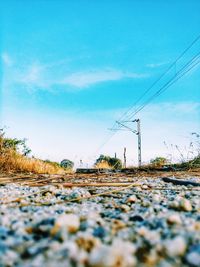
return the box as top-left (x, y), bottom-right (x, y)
top-left (123, 147), bottom-right (127, 168)
top-left (136, 119), bottom-right (142, 167)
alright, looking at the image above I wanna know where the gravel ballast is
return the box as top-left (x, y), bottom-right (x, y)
top-left (0, 176), bottom-right (200, 267)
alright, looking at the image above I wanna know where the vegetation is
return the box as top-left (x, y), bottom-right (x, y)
top-left (60, 159), bottom-right (74, 170)
top-left (95, 154), bottom-right (122, 169)
top-left (171, 155), bottom-right (200, 170)
top-left (0, 130), bottom-right (65, 174)
top-left (1, 127), bottom-right (199, 174)
top-left (150, 157), bottom-right (169, 167)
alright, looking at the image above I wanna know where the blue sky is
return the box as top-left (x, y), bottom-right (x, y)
top-left (1, 0), bottom-right (200, 166)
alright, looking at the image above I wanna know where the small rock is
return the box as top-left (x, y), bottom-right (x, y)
top-left (164, 236), bottom-right (187, 257)
top-left (126, 195), bottom-right (137, 203)
top-left (186, 252), bottom-right (200, 267)
top-left (112, 219), bottom-right (126, 234)
top-left (93, 226), bottom-right (107, 238)
top-left (170, 198), bottom-right (193, 212)
top-left (89, 240), bottom-right (136, 267)
top-left (52, 213), bottom-right (80, 234)
top-left (152, 194), bottom-right (160, 202)
top-left (129, 215), bottom-right (144, 222)
top-left (120, 204), bottom-right (130, 212)
top-left (141, 185), bottom-right (149, 190)
top-left (167, 214), bottom-right (182, 225)
top-left (186, 244), bottom-right (200, 267)
top-left (179, 198), bottom-right (192, 212)
top-left (76, 233), bottom-right (101, 252)
top-left (0, 249), bottom-right (19, 266)
top-left (142, 200), bottom-right (151, 207)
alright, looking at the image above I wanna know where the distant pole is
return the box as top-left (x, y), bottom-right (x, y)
top-left (114, 152), bottom-right (117, 158)
top-left (135, 119), bottom-right (142, 167)
top-left (80, 159), bottom-right (83, 167)
top-left (123, 147), bottom-right (127, 168)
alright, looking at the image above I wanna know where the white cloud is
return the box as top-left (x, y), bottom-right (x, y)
top-left (146, 62), bottom-right (168, 68)
top-left (16, 63), bottom-right (48, 88)
top-left (10, 63), bottom-right (148, 90)
top-left (2, 52), bottom-right (13, 66)
top-left (61, 69), bottom-right (148, 88)
top-left (2, 54), bottom-right (149, 90)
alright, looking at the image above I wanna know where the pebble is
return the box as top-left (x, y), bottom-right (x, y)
top-left (179, 198), bottom-right (193, 212)
top-left (152, 194), bottom-right (160, 202)
top-left (89, 240), bottom-right (136, 267)
top-left (93, 226), bottom-right (107, 238)
top-left (126, 195), bottom-right (137, 203)
top-left (120, 204), bottom-right (130, 212)
top-left (167, 214), bottom-right (182, 225)
top-left (75, 233), bottom-right (101, 252)
top-left (186, 251), bottom-right (200, 267)
top-left (186, 244), bottom-right (200, 267)
top-left (51, 213), bottom-right (80, 234)
top-left (164, 236), bottom-right (187, 257)
top-left (170, 197), bottom-right (193, 212)
top-left (129, 215), bottom-right (144, 222)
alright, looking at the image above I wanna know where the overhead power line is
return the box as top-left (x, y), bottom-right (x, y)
top-left (123, 50), bottom-right (200, 121)
top-left (110, 33), bottom-right (200, 130)
top-left (91, 34), bottom-right (200, 158)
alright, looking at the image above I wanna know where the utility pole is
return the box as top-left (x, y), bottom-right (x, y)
top-left (123, 147), bottom-right (127, 168)
top-left (133, 119), bottom-right (141, 167)
top-left (111, 119), bottom-right (142, 167)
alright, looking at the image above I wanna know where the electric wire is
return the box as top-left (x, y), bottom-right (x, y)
top-left (123, 51), bottom-right (200, 121)
top-left (110, 34), bottom-right (200, 128)
top-left (91, 34), bottom-right (200, 158)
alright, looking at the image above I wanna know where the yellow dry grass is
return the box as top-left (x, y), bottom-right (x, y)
top-left (0, 134), bottom-right (65, 174)
top-left (95, 161), bottom-right (111, 169)
top-left (0, 150), bottom-right (65, 174)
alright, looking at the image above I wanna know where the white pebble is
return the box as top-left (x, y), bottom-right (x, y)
top-left (54, 213), bottom-right (80, 233)
top-left (89, 240), bottom-right (136, 267)
top-left (164, 236), bottom-right (187, 257)
top-left (186, 252), bottom-right (200, 267)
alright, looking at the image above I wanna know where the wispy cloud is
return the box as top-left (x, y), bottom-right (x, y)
top-left (5, 58), bottom-right (149, 90)
top-left (2, 52), bottom-right (13, 67)
top-left (60, 69), bottom-right (148, 88)
top-left (146, 62), bottom-right (168, 68)
top-left (19, 63), bottom-right (44, 86)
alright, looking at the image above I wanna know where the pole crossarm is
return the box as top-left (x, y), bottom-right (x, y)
top-left (108, 128), bottom-right (133, 132)
top-left (116, 121), bottom-right (138, 134)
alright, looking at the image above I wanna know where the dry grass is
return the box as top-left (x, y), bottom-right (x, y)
top-left (0, 150), bottom-right (65, 174)
top-left (0, 134), bottom-right (65, 174)
top-left (95, 161), bottom-right (111, 169)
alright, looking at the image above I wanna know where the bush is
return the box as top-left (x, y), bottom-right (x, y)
top-left (60, 159), bottom-right (74, 170)
top-left (150, 157), bottom-right (169, 167)
top-left (95, 154), bottom-right (122, 169)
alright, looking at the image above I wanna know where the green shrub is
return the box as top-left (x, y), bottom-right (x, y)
top-left (60, 159), bottom-right (74, 169)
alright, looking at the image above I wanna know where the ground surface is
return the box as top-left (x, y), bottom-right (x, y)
top-left (0, 172), bottom-right (200, 267)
